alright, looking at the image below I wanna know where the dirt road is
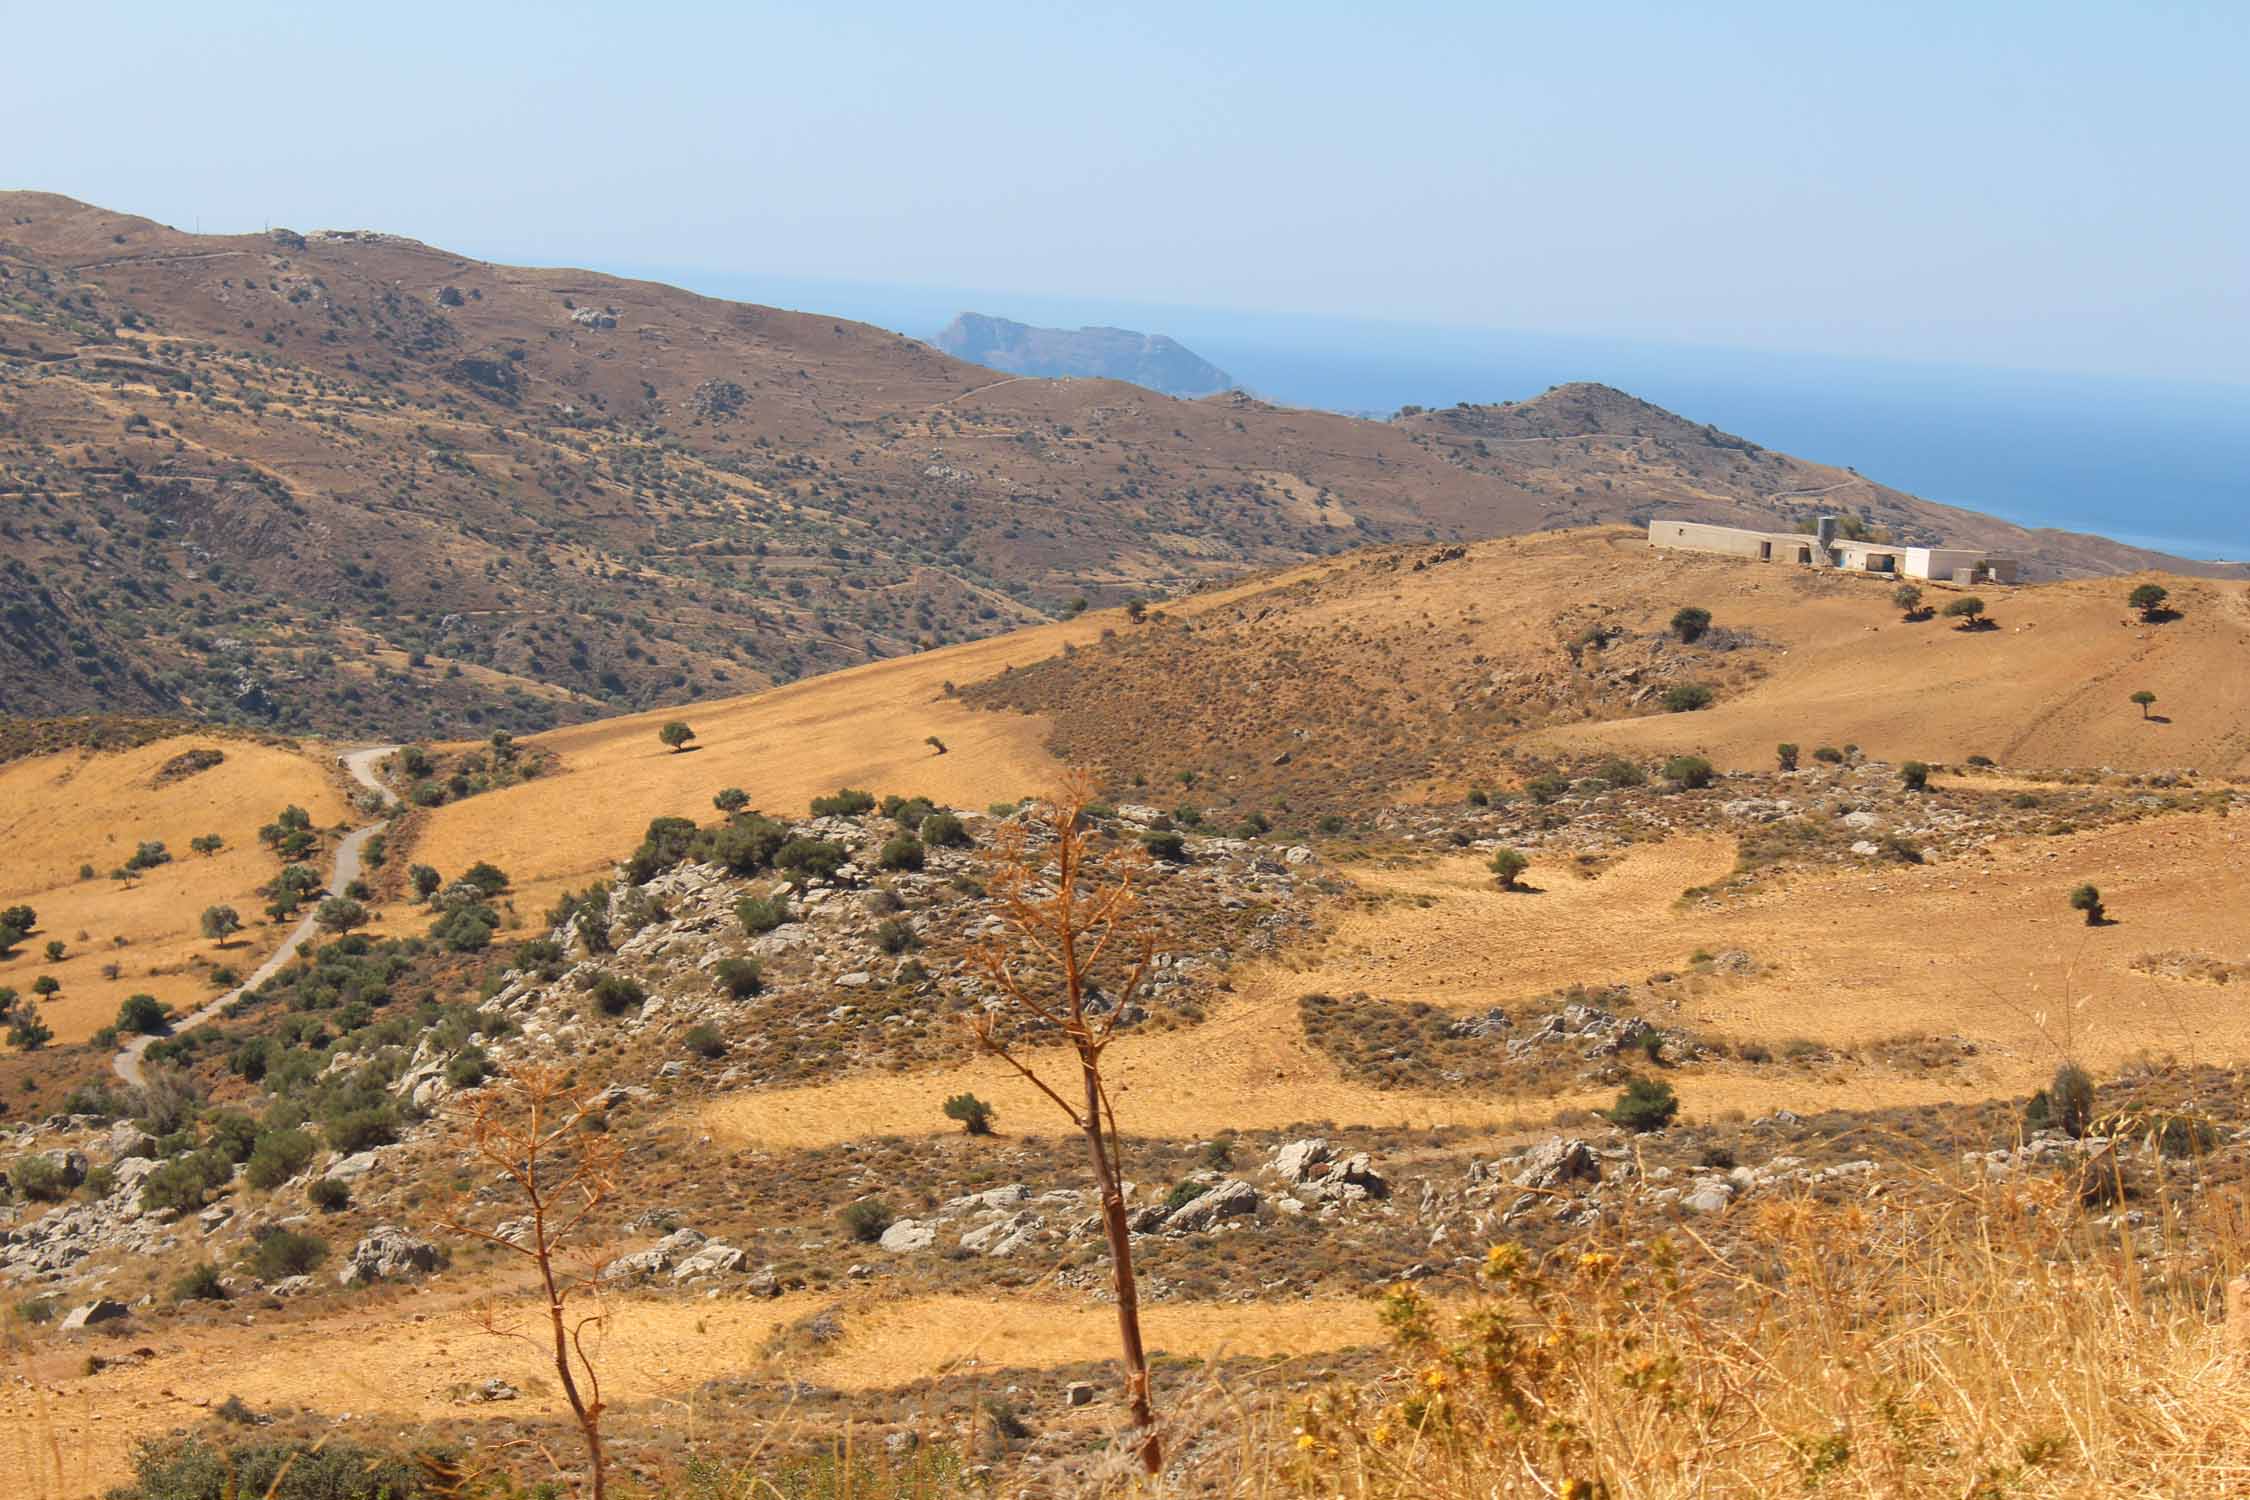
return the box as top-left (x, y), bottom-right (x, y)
top-left (112, 747), bottom-right (396, 1086)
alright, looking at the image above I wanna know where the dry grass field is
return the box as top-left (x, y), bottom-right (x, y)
top-left (701, 808), bottom-right (2248, 1148)
top-left (3, 1282), bottom-right (1377, 1496)
top-left (0, 737), bottom-right (351, 1045)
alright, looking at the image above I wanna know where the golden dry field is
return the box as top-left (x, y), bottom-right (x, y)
top-left (0, 738), bottom-right (352, 1045)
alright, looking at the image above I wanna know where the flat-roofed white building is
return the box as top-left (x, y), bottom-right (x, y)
top-left (1649, 517), bottom-right (2017, 583)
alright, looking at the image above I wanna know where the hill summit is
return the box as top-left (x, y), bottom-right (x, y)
top-left (932, 311), bottom-right (1234, 396)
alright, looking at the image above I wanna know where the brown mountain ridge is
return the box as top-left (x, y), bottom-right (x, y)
top-left (2, 190), bottom-right (2230, 740)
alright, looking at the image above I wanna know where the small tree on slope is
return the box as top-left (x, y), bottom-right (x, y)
top-left (959, 770), bottom-right (1165, 1473)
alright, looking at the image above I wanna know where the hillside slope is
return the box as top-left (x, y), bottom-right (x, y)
top-left (965, 527), bottom-right (2250, 809)
top-left (4, 192), bottom-right (2232, 742)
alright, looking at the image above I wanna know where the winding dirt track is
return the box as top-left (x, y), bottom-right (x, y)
top-left (112, 748), bottom-right (395, 1087)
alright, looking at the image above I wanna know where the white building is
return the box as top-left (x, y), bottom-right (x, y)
top-left (1649, 517), bottom-right (2018, 583)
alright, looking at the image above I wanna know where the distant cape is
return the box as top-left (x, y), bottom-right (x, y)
top-left (932, 312), bottom-right (1234, 398)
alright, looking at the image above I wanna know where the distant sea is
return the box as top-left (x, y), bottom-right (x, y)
top-left (605, 264), bottom-right (2250, 562)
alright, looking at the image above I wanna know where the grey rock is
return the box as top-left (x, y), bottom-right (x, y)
top-left (60, 1299), bottom-right (130, 1330)
top-left (340, 1226), bottom-right (442, 1286)
top-left (672, 1244), bottom-right (747, 1280)
top-left (1513, 1137), bottom-right (1601, 1191)
top-left (1166, 1179), bottom-right (1257, 1233)
top-left (960, 1210), bottom-right (1043, 1257)
top-left (1681, 1178), bottom-right (1735, 1215)
top-left (879, 1219), bottom-right (938, 1253)
top-left (1272, 1138), bottom-right (1331, 1183)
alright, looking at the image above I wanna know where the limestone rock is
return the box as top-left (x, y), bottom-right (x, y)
top-left (340, 1226), bottom-right (443, 1286)
top-left (1166, 1179), bottom-right (1257, 1233)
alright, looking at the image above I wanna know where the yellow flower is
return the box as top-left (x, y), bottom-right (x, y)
top-left (1576, 1250), bottom-right (1618, 1277)
top-left (1371, 1423), bottom-right (1393, 1446)
top-left (1421, 1365), bottom-right (1449, 1391)
top-left (1296, 1433), bottom-right (1319, 1452)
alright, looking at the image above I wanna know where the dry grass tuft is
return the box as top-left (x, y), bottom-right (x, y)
top-left (1255, 1184), bottom-right (2250, 1499)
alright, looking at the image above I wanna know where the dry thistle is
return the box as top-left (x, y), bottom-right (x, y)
top-left (960, 770), bottom-right (1165, 1473)
top-left (437, 1065), bottom-right (620, 1500)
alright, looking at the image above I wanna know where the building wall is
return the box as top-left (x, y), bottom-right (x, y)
top-left (1648, 520), bottom-right (1820, 564)
top-left (1649, 519), bottom-right (2016, 581)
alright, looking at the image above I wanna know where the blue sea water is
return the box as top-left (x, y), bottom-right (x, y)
top-left (607, 264), bottom-right (2250, 562)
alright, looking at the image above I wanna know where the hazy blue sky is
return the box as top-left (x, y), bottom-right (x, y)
top-left (8, 1), bottom-right (2245, 384)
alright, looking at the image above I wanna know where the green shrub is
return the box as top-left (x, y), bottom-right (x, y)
top-left (775, 838), bottom-right (848, 886)
top-left (108, 1436), bottom-right (431, 1500)
top-left (12, 1154), bottom-right (70, 1201)
top-left (445, 1048), bottom-right (491, 1088)
top-left (1605, 1075), bottom-right (1680, 1132)
top-left (920, 812), bottom-right (969, 847)
top-left (1592, 757), bottom-right (1645, 788)
top-left (244, 1133), bottom-right (319, 1187)
top-left (2068, 883), bottom-right (2105, 925)
top-left (1662, 682), bottom-right (1714, 713)
top-left (2049, 1062), bottom-right (2096, 1138)
top-left (684, 1023), bottom-right (728, 1058)
top-left (811, 787), bottom-right (877, 817)
top-left (140, 1151), bottom-right (232, 1214)
top-left (1900, 760), bottom-right (1931, 791)
top-left (170, 1262), bottom-right (228, 1302)
top-left (713, 957), bottom-right (763, 998)
top-left (1523, 772), bottom-right (1570, 805)
top-left (876, 917), bottom-right (919, 954)
top-left (736, 894), bottom-right (791, 934)
top-left (1813, 746), bottom-right (1845, 764)
top-left (585, 970), bottom-right (647, 1017)
top-left (878, 836), bottom-right (926, 872)
top-left (1670, 606), bottom-right (1712, 642)
top-left (840, 1197), bottom-right (894, 1242)
top-left (1141, 831), bottom-right (1187, 862)
top-left (324, 1106), bottom-right (400, 1154)
top-left (1488, 849), bottom-right (1529, 890)
top-left (713, 787), bottom-right (749, 814)
top-left (1776, 743), bottom-right (1800, 771)
top-left (944, 1092), bottom-right (996, 1135)
top-left (1663, 756), bottom-right (1715, 790)
top-left (307, 1177), bottom-right (350, 1212)
top-left (203, 1110), bottom-right (258, 1164)
top-left (246, 1227), bottom-right (328, 1281)
top-left (117, 993), bottom-right (170, 1035)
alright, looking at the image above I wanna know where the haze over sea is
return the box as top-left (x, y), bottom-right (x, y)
top-left (620, 267), bottom-right (2250, 564)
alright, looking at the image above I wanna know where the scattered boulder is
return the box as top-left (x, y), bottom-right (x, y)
top-left (1271, 1139), bottom-right (1331, 1183)
top-left (1513, 1137), bottom-right (1601, 1191)
top-left (1166, 1179), bottom-right (1257, 1233)
top-left (672, 1243), bottom-right (747, 1280)
top-left (60, 1299), bottom-right (130, 1331)
top-left (959, 1211), bottom-right (1043, 1257)
top-left (340, 1226), bottom-right (442, 1286)
top-left (878, 1219), bottom-right (938, 1254)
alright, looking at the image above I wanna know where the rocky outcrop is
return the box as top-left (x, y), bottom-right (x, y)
top-left (339, 1226), bottom-right (442, 1286)
top-left (1165, 1179), bottom-right (1257, 1233)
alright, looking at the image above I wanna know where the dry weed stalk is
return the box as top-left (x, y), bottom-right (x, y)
top-left (963, 771), bottom-right (1165, 1474)
top-left (439, 1065), bottom-right (621, 1500)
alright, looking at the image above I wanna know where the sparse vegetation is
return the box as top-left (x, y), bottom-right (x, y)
top-left (944, 1092), bottom-right (997, 1135)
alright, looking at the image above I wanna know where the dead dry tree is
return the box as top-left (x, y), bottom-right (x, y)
top-left (964, 771), bottom-right (1165, 1474)
top-left (439, 1065), bottom-right (620, 1500)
